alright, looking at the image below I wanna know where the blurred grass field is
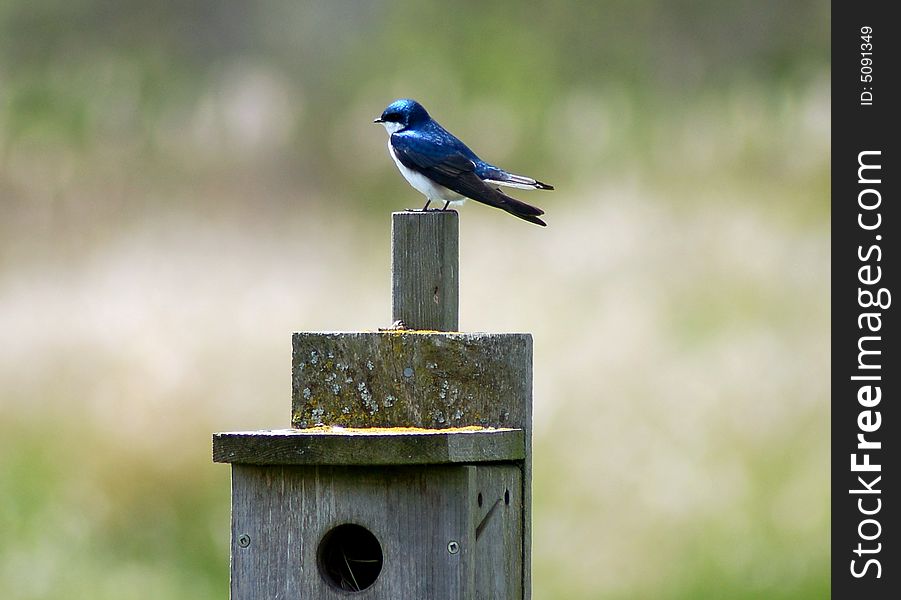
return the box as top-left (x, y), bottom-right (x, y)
top-left (1, 1), bottom-right (828, 598)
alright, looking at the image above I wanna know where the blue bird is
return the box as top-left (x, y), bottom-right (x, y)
top-left (374, 99), bottom-right (552, 226)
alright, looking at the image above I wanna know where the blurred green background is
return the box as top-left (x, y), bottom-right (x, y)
top-left (1, 1), bottom-right (829, 598)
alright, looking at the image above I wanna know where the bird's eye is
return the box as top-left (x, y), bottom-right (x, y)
top-left (384, 112), bottom-right (400, 123)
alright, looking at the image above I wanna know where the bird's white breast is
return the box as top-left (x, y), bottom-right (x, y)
top-left (387, 138), bottom-right (466, 205)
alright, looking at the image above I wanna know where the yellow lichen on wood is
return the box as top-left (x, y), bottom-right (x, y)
top-left (292, 331), bottom-right (531, 430)
top-left (293, 425), bottom-right (514, 435)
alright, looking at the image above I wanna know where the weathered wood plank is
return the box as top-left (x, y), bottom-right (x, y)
top-left (213, 427), bottom-right (525, 465)
top-left (231, 464), bottom-right (473, 599)
top-left (469, 465), bottom-right (523, 599)
top-left (230, 464), bottom-right (521, 599)
top-left (392, 210), bottom-right (459, 331)
top-left (291, 331), bottom-right (531, 430)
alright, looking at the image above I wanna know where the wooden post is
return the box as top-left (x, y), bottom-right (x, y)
top-left (392, 210), bottom-right (459, 331)
top-left (214, 211), bottom-right (533, 599)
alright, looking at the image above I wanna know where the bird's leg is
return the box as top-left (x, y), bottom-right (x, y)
top-left (441, 201), bottom-right (450, 211)
top-left (421, 199), bottom-right (432, 211)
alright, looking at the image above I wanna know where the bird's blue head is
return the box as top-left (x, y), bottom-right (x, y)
top-left (373, 99), bottom-right (431, 133)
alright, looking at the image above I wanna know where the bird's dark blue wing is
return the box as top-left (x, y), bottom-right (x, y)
top-left (391, 132), bottom-right (546, 225)
top-left (390, 132), bottom-right (478, 189)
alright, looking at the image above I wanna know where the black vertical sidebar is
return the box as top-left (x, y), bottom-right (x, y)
top-left (832, 2), bottom-right (898, 598)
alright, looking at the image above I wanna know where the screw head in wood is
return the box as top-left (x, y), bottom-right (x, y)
top-left (447, 540), bottom-right (460, 554)
top-left (238, 533), bottom-right (251, 548)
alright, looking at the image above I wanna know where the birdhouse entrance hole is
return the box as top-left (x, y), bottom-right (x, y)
top-left (317, 523), bottom-right (383, 592)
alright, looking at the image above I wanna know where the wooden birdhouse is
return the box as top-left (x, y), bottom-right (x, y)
top-left (213, 211), bottom-right (533, 598)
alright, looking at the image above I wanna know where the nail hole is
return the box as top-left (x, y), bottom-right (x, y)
top-left (504, 489), bottom-right (510, 505)
top-left (318, 523), bottom-right (383, 592)
top-left (477, 492), bottom-right (483, 507)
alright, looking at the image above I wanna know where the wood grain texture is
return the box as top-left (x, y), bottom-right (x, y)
top-left (470, 465), bottom-right (523, 599)
top-left (213, 428), bottom-right (525, 466)
top-left (230, 464), bottom-right (521, 599)
top-left (392, 210), bottom-right (459, 331)
top-left (291, 331), bottom-right (531, 430)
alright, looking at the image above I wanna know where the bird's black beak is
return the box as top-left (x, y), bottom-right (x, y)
top-left (373, 117), bottom-right (384, 124)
